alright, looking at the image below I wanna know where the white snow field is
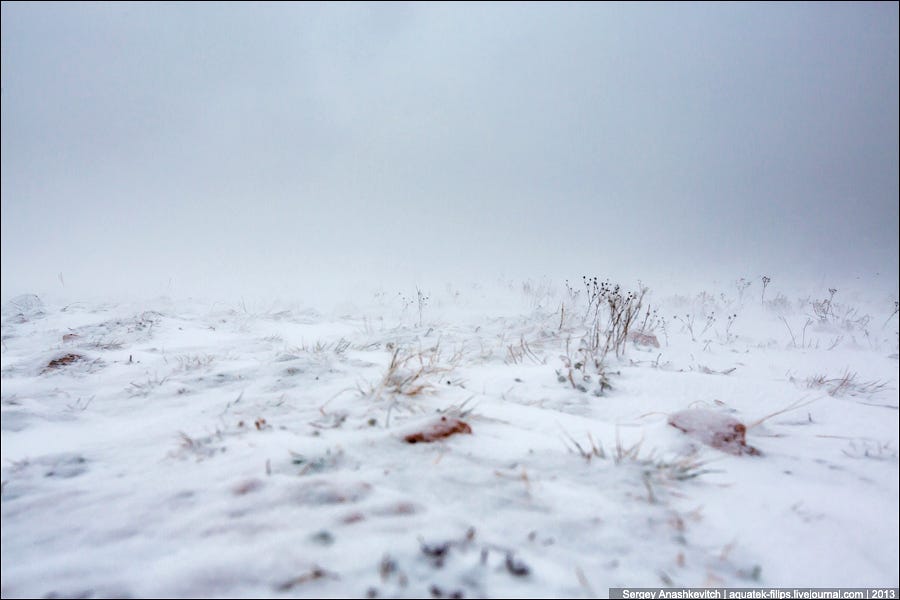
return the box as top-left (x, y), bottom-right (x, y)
top-left (2, 278), bottom-right (898, 598)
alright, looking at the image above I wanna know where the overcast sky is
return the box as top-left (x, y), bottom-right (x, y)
top-left (2, 2), bottom-right (898, 301)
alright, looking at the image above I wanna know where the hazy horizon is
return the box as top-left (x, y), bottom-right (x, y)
top-left (2, 2), bottom-right (898, 303)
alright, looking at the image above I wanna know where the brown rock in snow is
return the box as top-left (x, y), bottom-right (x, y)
top-left (668, 409), bottom-right (761, 456)
top-left (404, 417), bottom-right (472, 444)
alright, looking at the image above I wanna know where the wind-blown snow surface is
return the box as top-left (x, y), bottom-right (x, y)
top-left (2, 280), bottom-right (898, 597)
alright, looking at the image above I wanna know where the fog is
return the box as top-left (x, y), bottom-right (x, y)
top-left (2, 2), bottom-right (898, 303)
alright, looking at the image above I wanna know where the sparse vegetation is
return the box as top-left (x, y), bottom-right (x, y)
top-left (86, 338), bottom-right (125, 351)
top-left (812, 288), bottom-right (838, 323)
top-left (780, 315), bottom-right (814, 349)
top-left (172, 354), bottom-right (216, 372)
top-left (721, 313), bottom-right (739, 344)
top-left (505, 335), bottom-right (544, 365)
top-left (172, 429), bottom-right (226, 461)
top-left (362, 344), bottom-right (463, 423)
top-left (127, 373), bottom-right (170, 397)
top-left (674, 311), bottom-right (716, 343)
top-left (885, 300), bottom-right (899, 328)
top-left (4, 276), bottom-right (897, 596)
top-left (842, 439), bottom-right (897, 461)
top-left (557, 336), bottom-right (614, 396)
top-left (563, 431), bottom-right (713, 503)
top-left (397, 288), bottom-right (430, 327)
top-left (803, 370), bottom-right (889, 398)
top-left (580, 277), bottom-right (647, 360)
top-left (735, 277), bottom-right (752, 304)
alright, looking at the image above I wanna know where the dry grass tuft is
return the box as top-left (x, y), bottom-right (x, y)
top-left (366, 344), bottom-right (461, 403)
top-left (804, 370), bottom-right (889, 397)
top-left (563, 430), bottom-right (713, 504)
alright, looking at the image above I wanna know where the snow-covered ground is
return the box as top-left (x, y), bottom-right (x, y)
top-left (2, 278), bottom-right (898, 598)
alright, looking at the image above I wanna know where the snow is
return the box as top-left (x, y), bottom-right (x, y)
top-left (1, 279), bottom-right (898, 597)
